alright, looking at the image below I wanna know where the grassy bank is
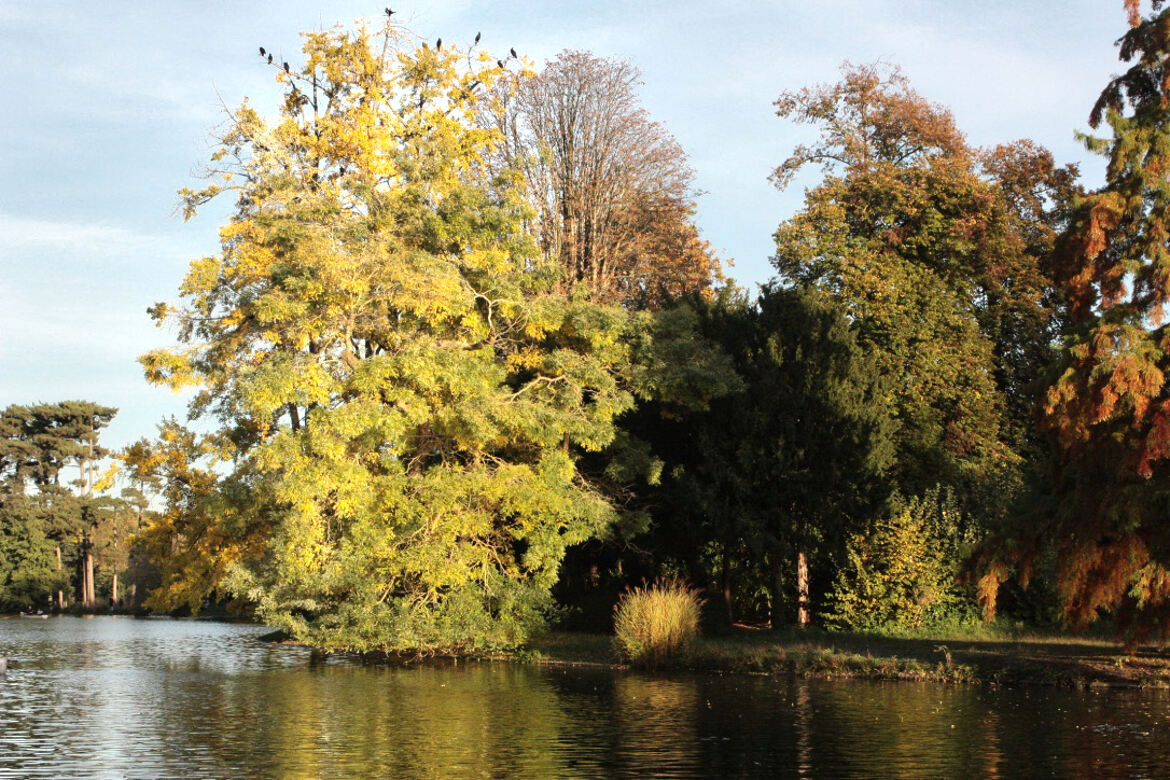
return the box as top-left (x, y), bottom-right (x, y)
top-left (517, 625), bottom-right (1170, 688)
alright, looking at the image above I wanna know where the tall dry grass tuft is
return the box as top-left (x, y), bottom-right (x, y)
top-left (613, 578), bottom-right (703, 669)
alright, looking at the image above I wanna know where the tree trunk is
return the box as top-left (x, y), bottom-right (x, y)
top-left (720, 543), bottom-right (734, 625)
top-left (82, 434), bottom-right (95, 609)
top-left (83, 550), bottom-right (95, 608)
top-left (56, 546), bottom-right (64, 609)
top-left (112, 572), bottom-right (119, 607)
top-left (796, 549), bottom-right (810, 627)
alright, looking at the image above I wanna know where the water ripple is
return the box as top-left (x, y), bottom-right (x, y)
top-left (2, 617), bottom-right (1170, 777)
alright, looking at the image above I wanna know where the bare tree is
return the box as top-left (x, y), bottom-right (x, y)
top-left (486, 51), bottom-right (722, 307)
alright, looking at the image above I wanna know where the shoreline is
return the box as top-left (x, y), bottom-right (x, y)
top-left (519, 631), bottom-right (1170, 688)
top-left (10, 613), bottom-right (1167, 688)
top-left (261, 626), bottom-right (1170, 689)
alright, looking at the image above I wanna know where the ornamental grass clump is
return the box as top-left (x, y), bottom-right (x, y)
top-left (613, 578), bottom-right (703, 669)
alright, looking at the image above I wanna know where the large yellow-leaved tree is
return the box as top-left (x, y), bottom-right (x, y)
top-left (133, 20), bottom-right (651, 652)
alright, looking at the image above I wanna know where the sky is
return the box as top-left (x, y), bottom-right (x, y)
top-left (0, 0), bottom-right (1130, 452)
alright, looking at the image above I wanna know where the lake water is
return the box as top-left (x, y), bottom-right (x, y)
top-left (1, 617), bottom-right (1169, 777)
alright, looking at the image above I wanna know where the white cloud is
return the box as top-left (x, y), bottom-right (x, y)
top-left (0, 213), bottom-right (159, 255)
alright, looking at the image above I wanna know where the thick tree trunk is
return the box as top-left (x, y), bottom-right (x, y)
top-left (83, 551), bottom-right (95, 608)
top-left (796, 549), bottom-right (810, 627)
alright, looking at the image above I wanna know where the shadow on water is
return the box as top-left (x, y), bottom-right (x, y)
top-left (2, 617), bottom-right (1170, 777)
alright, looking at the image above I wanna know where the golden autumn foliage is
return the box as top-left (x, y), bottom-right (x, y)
top-left (827, 489), bottom-right (978, 631)
top-left (136, 21), bottom-right (662, 652)
top-left (112, 5), bottom-right (1170, 645)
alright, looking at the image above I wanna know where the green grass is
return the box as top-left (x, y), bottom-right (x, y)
top-left (520, 623), bottom-right (1170, 687)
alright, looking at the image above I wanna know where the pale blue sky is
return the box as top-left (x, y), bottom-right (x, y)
top-left (0, 1), bottom-right (1126, 451)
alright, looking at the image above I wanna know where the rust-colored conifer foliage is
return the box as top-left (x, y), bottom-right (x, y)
top-left (990, 0), bottom-right (1170, 637)
top-left (1127, 0), bottom-right (1159, 27)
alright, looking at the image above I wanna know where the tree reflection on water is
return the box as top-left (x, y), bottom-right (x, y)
top-left (2, 618), bottom-right (1170, 777)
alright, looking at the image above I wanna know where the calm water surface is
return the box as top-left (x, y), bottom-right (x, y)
top-left (2, 617), bottom-right (1169, 777)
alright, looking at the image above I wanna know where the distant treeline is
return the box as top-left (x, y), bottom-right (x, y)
top-left (0, 402), bottom-right (155, 612)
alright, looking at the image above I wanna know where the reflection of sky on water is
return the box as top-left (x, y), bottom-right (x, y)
top-left (2, 617), bottom-right (1170, 777)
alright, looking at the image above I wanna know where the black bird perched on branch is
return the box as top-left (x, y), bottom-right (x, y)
top-left (436, 38), bottom-right (442, 50)
top-left (510, 47), bottom-right (517, 58)
top-left (268, 54), bottom-right (273, 64)
top-left (497, 59), bottom-right (504, 68)
top-left (259, 46), bottom-right (266, 57)
top-left (283, 62), bottom-right (290, 74)
top-left (385, 7), bottom-right (394, 17)
top-left (474, 32), bottom-right (481, 44)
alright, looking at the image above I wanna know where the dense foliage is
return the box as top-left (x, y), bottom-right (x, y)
top-left (131, 22), bottom-right (731, 653)
top-left (974, 0), bottom-right (1170, 639)
top-left (15, 4), bottom-right (1170, 647)
top-left (826, 489), bottom-right (979, 631)
top-left (772, 63), bottom-right (1074, 504)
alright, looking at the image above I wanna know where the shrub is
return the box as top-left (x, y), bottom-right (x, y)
top-left (824, 488), bottom-right (980, 632)
top-left (613, 578), bottom-right (703, 668)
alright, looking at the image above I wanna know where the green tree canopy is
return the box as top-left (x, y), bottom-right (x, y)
top-left (771, 63), bottom-right (1076, 515)
top-left (627, 287), bottom-right (895, 626)
top-left (0, 401), bottom-right (116, 610)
